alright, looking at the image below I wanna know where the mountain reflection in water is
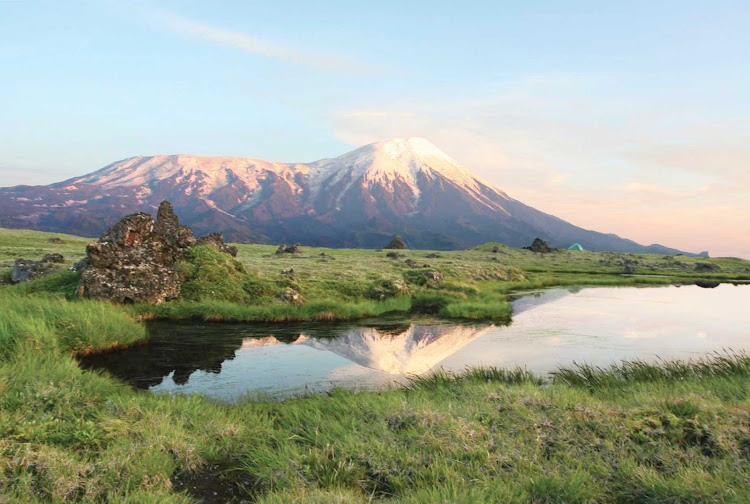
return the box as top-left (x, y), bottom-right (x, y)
top-left (80, 284), bottom-right (750, 401)
top-left (79, 318), bottom-right (494, 395)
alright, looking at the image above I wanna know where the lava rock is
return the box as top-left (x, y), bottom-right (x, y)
top-left (276, 243), bottom-right (301, 255)
top-left (76, 200), bottom-right (235, 304)
top-left (42, 253), bottom-right (65, 264)
top-left (277, 287), bottom-right (304, 305)
top-left (11, 253), bottom-right (65, 283)
top-left (422, 269), bottom-right (444, 288)
top-left (384, 235), bottom-right (408, 250)
top-left (366, 279), bottom-right (411, 300)
top-left (525, 238), bottom-right (553, 254)
top-left (695, 262), bottom-right (721, 273)
top-left (196, 232), bottom-right (238, 257)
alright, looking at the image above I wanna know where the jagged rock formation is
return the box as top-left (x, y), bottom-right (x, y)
top-left (196, 232), bottom-right (238, 257)
top-left (526, 238), bottom-right (553, 254)
top-left (11, 253), bottom-right (64, 283)
top-left (384, 235), bottom-right (408, 250)
top-left (76, 201), bottom-right (235, 304)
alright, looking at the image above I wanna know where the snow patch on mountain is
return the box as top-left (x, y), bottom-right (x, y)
top-left (64, 155), bottom-right (304, 196)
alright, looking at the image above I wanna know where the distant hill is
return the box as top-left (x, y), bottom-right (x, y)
top-left (0, 137), bottom-right (700, 255)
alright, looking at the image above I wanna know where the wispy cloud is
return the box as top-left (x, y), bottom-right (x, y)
top-left (137, 7), bottom-right (378, 73)
top-left (625, 144), bottom-right (750, 185)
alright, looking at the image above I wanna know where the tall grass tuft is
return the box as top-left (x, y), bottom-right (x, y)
top-left (0, 291), bottom-right (146, 359)
top-left (405, 366), bottom-right (541, 391)
top-left (551, 350), bottom-right (750, 389)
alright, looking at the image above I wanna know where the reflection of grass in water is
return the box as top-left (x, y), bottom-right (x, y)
top-left (3, 288), bottom-right (750, 502)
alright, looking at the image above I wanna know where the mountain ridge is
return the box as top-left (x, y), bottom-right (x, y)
top-left (0, 138), bottom-right (702, 255)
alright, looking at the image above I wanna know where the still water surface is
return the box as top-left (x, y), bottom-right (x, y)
top-left (80, 284), bottom-right (749, 402)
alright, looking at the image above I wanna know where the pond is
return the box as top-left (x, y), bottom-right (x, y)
top-left (79, 283), bottom-right (750, 402)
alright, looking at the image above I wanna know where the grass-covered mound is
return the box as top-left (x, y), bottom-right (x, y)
top-left (1, 291), bottom-right (750, 502)
top-left (177, 245), bottom-right (277, 303)
top-left (132, 244), bottom-right (518, 322)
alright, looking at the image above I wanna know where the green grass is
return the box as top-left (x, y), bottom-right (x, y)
top-left (127, 296), bottom-right (412, 322)
top-left (2, 228), bottom-right (750, 500)
top-left (551, 350), bottom-right (750, 390)
top-left (2, 227), bottom-right (749, 324)
top-left (2, 292), bottom-right (750, 503)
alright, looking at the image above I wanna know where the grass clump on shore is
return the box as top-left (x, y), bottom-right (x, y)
top-left (552, 350), bottom-right (750, 389)
top-left (129, 296), bottom-right (412, 322)
top-left (0, 291), bottom-right (146, 359)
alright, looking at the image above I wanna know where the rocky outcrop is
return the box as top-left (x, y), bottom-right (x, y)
top-left (366, 279), bottom-right (411, 300)
top-left (422, 269), bottom-right (444, 288)
top-left (695, 262), bottom-right (721, 273)
top-left (275, 243), bottom-right (301, 255)
top-left (384, 235), bottom-right (408, 250)
top-left (277, 287), bottom-right (304, 305)
top-left (76, 201), bottom-right (236, 304)
top-left (525, 238), bottom-right (553, 254)
top-left (197, 232), bottom-right (238, 257)
top-left (11, 253), bottom-right (65, 283)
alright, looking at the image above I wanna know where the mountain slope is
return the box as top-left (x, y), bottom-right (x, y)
top-left (0, 138), bottom-right (697, 254)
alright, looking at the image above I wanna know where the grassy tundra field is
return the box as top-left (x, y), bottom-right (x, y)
top-left (2, 227), bottom-right (749, 323)
top-left (2, 227), bottom-right (750, 502)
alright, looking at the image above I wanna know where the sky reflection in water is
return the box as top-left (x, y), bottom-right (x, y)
top-left (80, 284), bottom-right (749, 402)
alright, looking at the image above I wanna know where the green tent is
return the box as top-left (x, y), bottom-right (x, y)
top-left (568, 243), bottom-right (585, 251)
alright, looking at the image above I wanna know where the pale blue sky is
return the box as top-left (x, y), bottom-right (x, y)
top-left (2, 1), bottom-right (749, 257)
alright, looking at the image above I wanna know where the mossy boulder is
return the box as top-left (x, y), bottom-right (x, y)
top-left (403, 268), bottom-right (444, 288)
top-left (11, 253), bottom-right (65, 283)
top-left (384, 235), bottom-right (408, 250)
top-left (366, 279), bottom-right (411, 300)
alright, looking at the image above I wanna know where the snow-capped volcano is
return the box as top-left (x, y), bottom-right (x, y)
top-left (309, 138), bottom-right (503, 197)
top-left (0, 138), bottom-right (693, 253)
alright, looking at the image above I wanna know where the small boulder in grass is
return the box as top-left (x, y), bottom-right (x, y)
top-left (276, 243), bottom-right (302, 255)
top-left (11, 253), bottom-right (66, 283)
top-left (524, 238), bottom-right (553, 254)
top-left (278, 287), bottom-right (305, 305)
top-left (422, 270), bottom-right (444, 288)
top-left (384, 235), bottom-right (408, 250)
top-left (695, 262), bottom-right (721, 273)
